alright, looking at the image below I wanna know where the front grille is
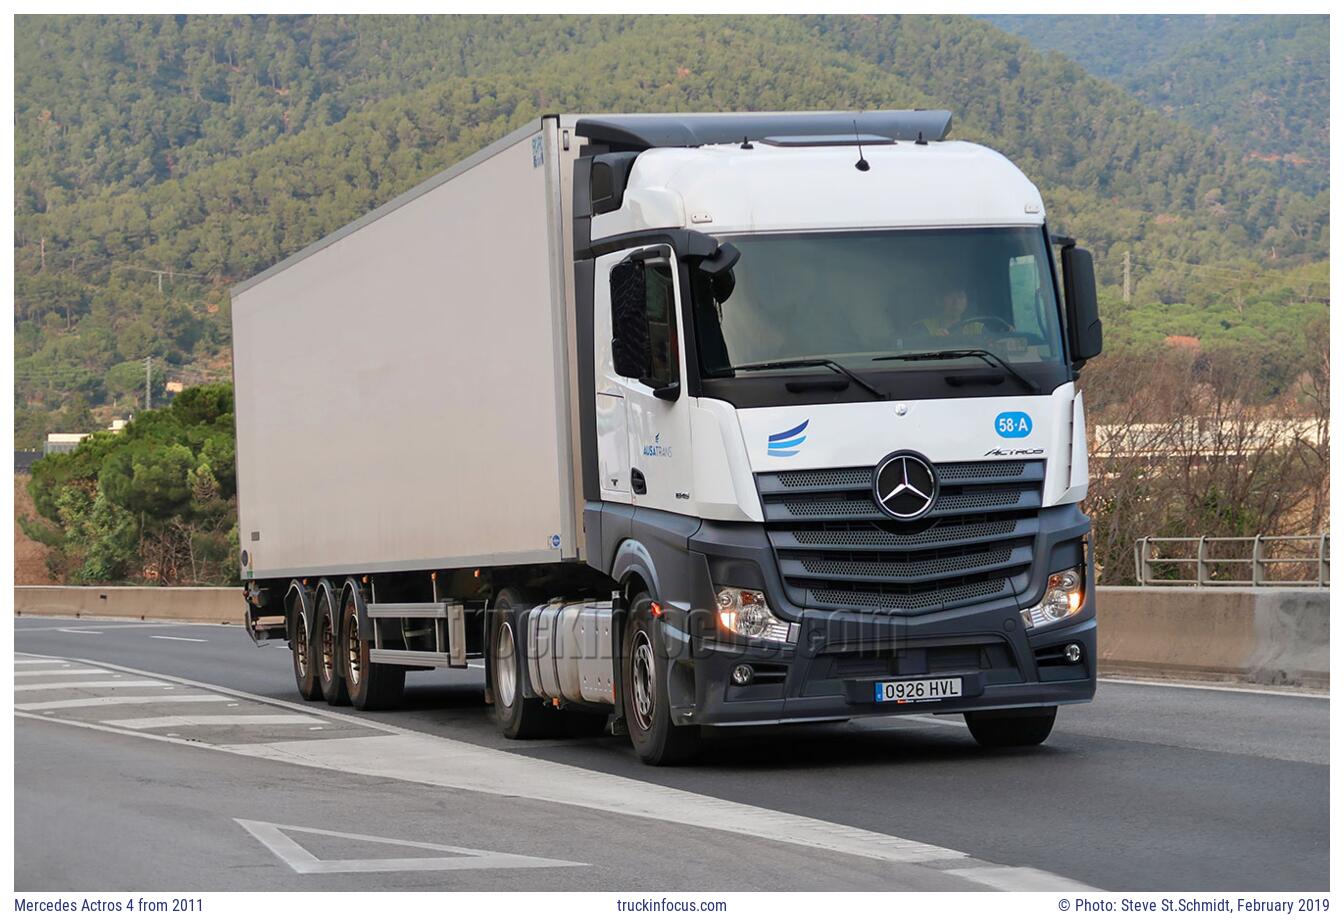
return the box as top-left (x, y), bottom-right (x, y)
top-left (757, 460), bottom-right (1044, 614)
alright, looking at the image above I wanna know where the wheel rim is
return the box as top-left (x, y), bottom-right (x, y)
top-left (344, 601), bottom-right (362, 689)
top-left (495, 620), bottom-right (518, 708)
top-left (319, 599), bottom-right (336, 683)
top-left (631, 629), bottom-right (656, 732)
top-left (293, 606), bottom-right (310, 677)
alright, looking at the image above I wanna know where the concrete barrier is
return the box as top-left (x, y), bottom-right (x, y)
top-left (13, 584), bottom-right (1330, 688)
top-left (1096, 586), bottom-right (1329, 688)
top-left (13, 585), bottom-right (243, 625)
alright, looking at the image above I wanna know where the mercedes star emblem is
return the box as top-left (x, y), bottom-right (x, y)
top-left (872, 451), bottom-right (939, 520)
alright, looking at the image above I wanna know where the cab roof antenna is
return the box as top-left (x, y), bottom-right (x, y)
top-left (853, 120), bottom-right (870, 172)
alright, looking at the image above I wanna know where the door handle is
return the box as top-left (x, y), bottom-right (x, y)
top-left (630, 468), bottom-right (647, 495)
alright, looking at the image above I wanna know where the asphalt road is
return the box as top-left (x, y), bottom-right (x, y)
top-left (14, 616), bottom-right (1329, 892)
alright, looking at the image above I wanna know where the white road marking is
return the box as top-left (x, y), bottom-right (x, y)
top-left (236, 820), bottom-right (584, 874)
top-left (15, 668), bottom-right (111, 678)
top-left (149, 635), bottom-right (208, 643)
top-left (946, 864), bottom-right (1097, 891)
top-left (15, 694), bottom-right (229, 712)
top-left (15, 680), bottom-right (171, 692)
top-left (15, 659), bottom-right (69, 666)
top-left (103, 714), bottom-right (326, 730)
top-left (15, 652), bottom-right (1094, 891)
top-left (1099, 677), bottom-right (1327, 699)
top-left (56, 628), bottom-right (102, 635)
top-left (15, 619), bottom-right (241, 632)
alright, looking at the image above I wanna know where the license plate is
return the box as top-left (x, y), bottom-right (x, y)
top-left (874, 677), bottom-right (963, 704)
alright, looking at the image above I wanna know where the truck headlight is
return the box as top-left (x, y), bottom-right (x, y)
top-left (715, 586), bottom-right (792, 642)
top-left (1021, 566), bottom-right (1085, 629)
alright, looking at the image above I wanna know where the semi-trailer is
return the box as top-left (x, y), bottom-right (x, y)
top-left (233, 110), bottom-right (1103, 764)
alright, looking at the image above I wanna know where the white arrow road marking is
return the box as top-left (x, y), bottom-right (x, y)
top-left (103, 714), bottom-right (325, 730)
top-left (150, 635), bottom-right (208, 643)
top-left (16, 694), bottom-right (229, 712)
top-left (235, 820), bottom-right (585, 874)
top-left (15, 668), bottom-right (111, 678)
top-left (15, 680), bottom-right (171, 692)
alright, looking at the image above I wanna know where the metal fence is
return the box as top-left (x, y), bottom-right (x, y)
top-left (1134, 535), bottom-right (1330, 587)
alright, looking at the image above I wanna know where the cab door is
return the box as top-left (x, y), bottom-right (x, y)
top-left (593, 251), bottom-right (631, 500)
top-left (601, 247), bottom-right (694, 513)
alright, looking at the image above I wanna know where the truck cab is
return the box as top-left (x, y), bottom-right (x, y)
top-left (569, 112), bottom-right (1102, 761)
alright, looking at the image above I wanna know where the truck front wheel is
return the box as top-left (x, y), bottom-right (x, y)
top-left (965, 707), bottom-right (1057, 747)
top-left (489, 587), bottom-right (563, 739)
top-left (341, 591), bottom-right (404, 711)
top-left (622, 593), bottom-right (700, 765)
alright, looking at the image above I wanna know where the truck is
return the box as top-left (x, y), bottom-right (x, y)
top-left (233, 110), bottom-right (1103, 765)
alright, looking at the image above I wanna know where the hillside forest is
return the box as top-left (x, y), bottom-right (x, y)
top-left (14, 15), bottom-right (1329, 585)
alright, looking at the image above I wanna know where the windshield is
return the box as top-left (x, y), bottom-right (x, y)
top-left (691, 227), bottom-right (1065, 376)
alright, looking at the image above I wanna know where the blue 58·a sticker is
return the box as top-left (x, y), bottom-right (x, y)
top-left (995, 411), bottom-right (1032, 438)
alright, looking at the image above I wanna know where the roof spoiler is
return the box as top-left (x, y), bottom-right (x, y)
top-left (574, 110), bottom-right (953, 152)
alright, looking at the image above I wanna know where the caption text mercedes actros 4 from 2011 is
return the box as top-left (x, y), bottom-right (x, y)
top-left (234, 109), bottom-right (1103, 764)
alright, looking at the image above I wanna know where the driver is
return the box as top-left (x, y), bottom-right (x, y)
top-left (921, 287), bottom-right (970, 337)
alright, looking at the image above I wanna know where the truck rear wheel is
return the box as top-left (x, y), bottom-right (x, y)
top-left (288, 588), bottom-right (322, 701)
top-left (341, 589), bottom-right (404, 711)
top-left (622, 592), bottom-right (700, 765)
top-left (489, 587), bottom-right (563, 739)
top-left (965, 707), bottom-right (1057, 747)
top-left (315, 583), bottom-right (349, 706)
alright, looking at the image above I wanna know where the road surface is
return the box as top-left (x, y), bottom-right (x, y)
top-left (13, 616), bottom-right (1328, 891)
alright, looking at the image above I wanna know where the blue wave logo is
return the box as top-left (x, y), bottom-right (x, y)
top-left (767, 420), bottom-right (809, 458)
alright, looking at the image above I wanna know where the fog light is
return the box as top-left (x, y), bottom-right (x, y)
top-left (731, 664), bottom-right (754, 686)
top-left (1064, 643), bottom-right (1083, 664)
top-left (1021, 566), bottom-right (1086, 630)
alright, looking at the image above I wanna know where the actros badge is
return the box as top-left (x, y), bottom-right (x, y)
top-left (872, 451), bottom-right (939, 520)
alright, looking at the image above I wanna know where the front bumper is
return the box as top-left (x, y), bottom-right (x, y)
top-left (681, 612), bottom-right (1095, 726)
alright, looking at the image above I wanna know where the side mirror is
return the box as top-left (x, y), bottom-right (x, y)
top-left (610, 261), bottom-right (652, 380)
top-left (1062, 246), bottom-right (1103, 363)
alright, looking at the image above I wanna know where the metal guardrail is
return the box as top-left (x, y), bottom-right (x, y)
top-left (1135, 535), bottom-right (1330, 587)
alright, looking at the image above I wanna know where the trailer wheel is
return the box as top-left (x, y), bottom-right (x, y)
top-left (489, 587), bottom-right (563, 739)
top-left (622, 592), bottom-right (700, 765)
top-left (314, 583), bottom-right (349, 706)
top-left (341, 589), bottom-right (404, 711)
top-left (965, 707), bottom-right (1057, 748)
top-left (288, 588), bottom-right (321, 701)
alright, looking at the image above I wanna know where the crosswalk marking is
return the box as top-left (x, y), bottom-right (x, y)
top-left (102, 714), bottom-right (326, 730)
top-left (15, 680), bottom-right (171, 692)
top-left (15, 694), bottom-right (230, 712)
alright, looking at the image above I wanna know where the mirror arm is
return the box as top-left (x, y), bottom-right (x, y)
top-left (649, 380), bottom-right (681, 401)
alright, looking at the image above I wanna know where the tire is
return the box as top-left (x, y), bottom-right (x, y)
top-left (341, 586), bottom-right (404, 711)
top-left (965, 707), bottom-right (1057, 748)
top-left (288, 589), bottom-right (322, 702)
top-left (489, 587), bottom-right (563, 739)
top-left (314, 583), bottom-right (349, 706)
top-left (622, 592), bottom-right (700, 765)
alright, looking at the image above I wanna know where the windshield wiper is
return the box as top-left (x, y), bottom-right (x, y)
top-left (726, 358), bottom-right (890, 400)
top-left (872, 349), bottom-right (1040, 394)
